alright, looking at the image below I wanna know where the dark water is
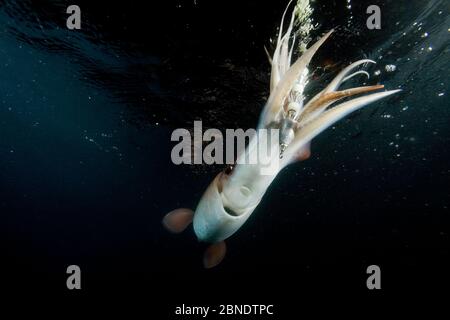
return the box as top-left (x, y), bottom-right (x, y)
top-left (0, 0), bottom-right (449, 307)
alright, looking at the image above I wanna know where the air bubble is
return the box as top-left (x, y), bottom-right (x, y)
top-left (385, 64), bottom-right (396, 72)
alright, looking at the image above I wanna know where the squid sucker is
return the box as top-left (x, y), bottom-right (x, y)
top-left (163, 4), bottom-right (401, 268)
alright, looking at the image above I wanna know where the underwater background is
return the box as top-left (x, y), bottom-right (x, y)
top-left (0, 0), bottom-right (449, 308)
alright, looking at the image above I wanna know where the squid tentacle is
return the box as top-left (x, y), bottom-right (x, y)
top-left (283, 89), bottom-right (401, 165)
top-left (270, 0), bottom-right (295, 91)
top-left (301, 60), bottom-right (376, 119)
top-left (324, 59), bottom-right (376, 93)
top-left (279, 7), bottom-right (297, 76)
top-left (342, 70), bottom-right (370, 83)
top-left (297, 84), bottom-right (385, 125)
top-left (260, 29), bottom-right (334, 128)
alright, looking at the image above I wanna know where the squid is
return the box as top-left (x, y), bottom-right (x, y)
top-left (163, 4), bottom-right (400, 268)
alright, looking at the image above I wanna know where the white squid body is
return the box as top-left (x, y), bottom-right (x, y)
top-left (163, 5), bottom-right (400, 268)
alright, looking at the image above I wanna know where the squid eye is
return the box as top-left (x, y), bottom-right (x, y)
top-left (224, 165), bottom-right (234, 175)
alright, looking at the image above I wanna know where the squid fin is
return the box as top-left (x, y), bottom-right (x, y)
top-left (162, 208), bottom-right (194, 233)
top-left (203, 241), bottom-right (227, 269)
